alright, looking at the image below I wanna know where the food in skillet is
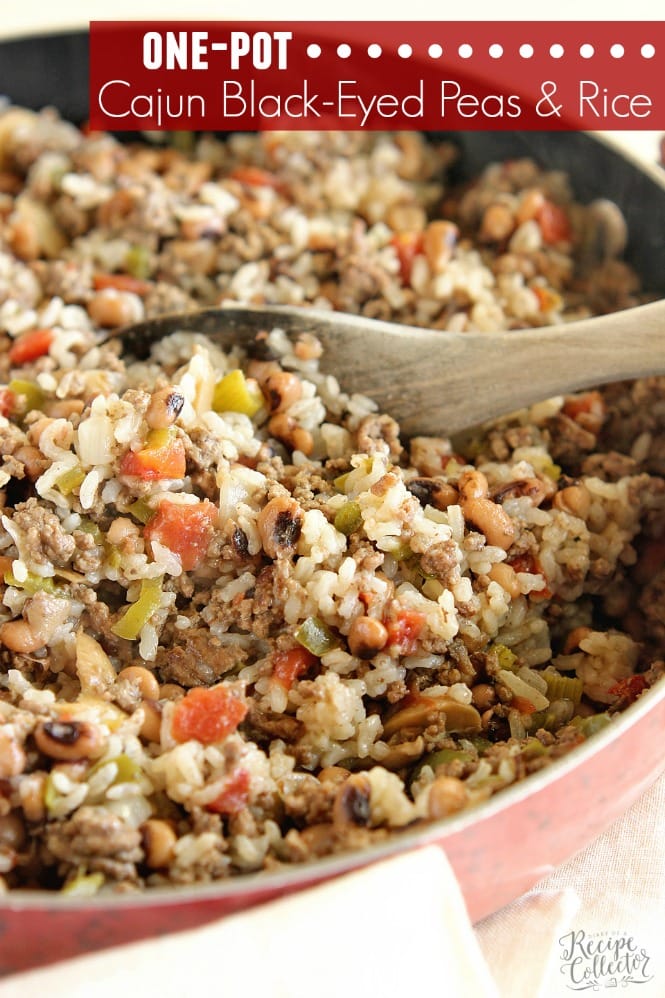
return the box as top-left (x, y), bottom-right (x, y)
top-left (0, 107), bottom-right (662, 893)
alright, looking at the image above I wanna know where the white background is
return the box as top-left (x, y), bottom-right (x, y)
top-left (1, 0), bottom-right (665, 38)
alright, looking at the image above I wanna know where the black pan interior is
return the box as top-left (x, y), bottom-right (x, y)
top-left (1, 31), bottom-right (664, 291)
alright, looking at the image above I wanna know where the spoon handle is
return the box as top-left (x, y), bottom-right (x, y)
top-left (415, 298), bottom-right (665, 437)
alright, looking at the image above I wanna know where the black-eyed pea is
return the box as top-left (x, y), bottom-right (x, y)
top-left (262, 371), bottom-right (302, 413)
top-left (18, 773), bottom-right (46, 822)
top-left (145, 387), bottom-right (185, 430)
top-left (480, 203), bottom-right (515, 243)
top-left (318, 766), bottom-right (350, 786)
top-left (44, 399), bottom-right (85, 419)
top-left (34, 720), bottom-right (106, 761)
top-left (140, 700), bottom-right (163, 744)
top-left (471, 683), bottom-right (497, 711)
top-left (27, 417), bottom-right (54, 446)
top-left (423, 220), bottom-right (458, 274)
top-left (487, 562), bottom-right (521, 599)
top-left (553, 484), bottom-right (591, 520)
top-left (563, 626), bottom-right (593, 654)
top-left (293, 334), bottom-right (323, 362)
top-left (0, 812), bottom-right (26, 851)
top-left (118, 666), bottom-right (160, 701)
top-left (0, 619), bottom-right (44, 654)
top-left (387, 203), bottom-right (427, 233)
top-left (88, 289), bottom-right (143, 329)
top-left (14, 445), bottom-right (46, 481)
top-left (141, 818), bottom-right (177, 869)
top-left (457, 469), bottom-right (489, 502)
top-left (406, 477), bottom-right (458, 511)
top-left (516, 188), bottom-right (546, 224)
top-left (427, 776), bottom-right (468, 820)
top-left (257, 495), bottom-right (304, 560)
top-left (347, 616), bottom-right (388, 659)
top-left (0, 731), bottom-right (26, 779)
top-left (332, 773), bottom-right (372, 828)
top-left (268, 413), bottom-right (313, 456)
top-left (462, 497), bottom-right (515, 551)
top-left (159, 683), bottom-right (185, 700)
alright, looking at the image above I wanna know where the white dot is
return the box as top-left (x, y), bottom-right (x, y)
top-left (520, 43), bottom-right (534, 59)
top-left (489, 44), bottom-right (503, 59)
top-left (337, 44), bottom-right (351, 59)
top-left (642, 43), bottom-right (655, 59)
top-left (306, 43), bottom-right (321, 59)
top-left (580, 44), bottom-right (594, 59)
top-left (458, 44), bottom-right (473, 59)
top-left (428, 43), bottom-right (443, 59)
top-left (610, 43), bottom-right (624, 59)
top-left (550, 43), bottom-right (564, 59)
top-left (398, 43), bottom-right (412, 59)
top-left (367, 43), bottom-right (382, 59)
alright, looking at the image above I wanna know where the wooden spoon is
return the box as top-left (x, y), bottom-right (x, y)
top-left (119, 299), bottom-right (665, 437)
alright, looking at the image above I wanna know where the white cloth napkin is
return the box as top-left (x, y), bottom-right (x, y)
top-left (476, 770), bottom-right (665, 997)
top-left (2, 771), bottom-right (664, 997)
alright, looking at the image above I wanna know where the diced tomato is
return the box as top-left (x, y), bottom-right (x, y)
top-left (119, 435), bottom-right (186, 481)
top-left (145, 500), bottom-right (217, 571)
top-left (229, 165), bottom-right (280, 189)
top-left (390, 231), bottom-right (424, 285)
top-left (207, 769), bottom-right (251, 815)
top-left (0, 388), bottom-right (15, 418)
top-left (440, 453), bottom-right (466, 471)
top-left (93, 272), bottom-right (151, 296)
top-left (607, 674), bottom-right (648, 704)
top-left (272, 647), bottom-right (318, 689)
top-left (385, 610), bottom-right (426, 654)
top-left (508, 553), bottom-right (552, 600)
top-left (562, 391), bottom-right (605, 434)
top-left (8, 328), bottom-right (53, 366)
top-left (511, 695), bottom-right (538, 715)
top-left (537, 200), bottom-right (571, 245)
top-left (172, 686), bottom-right (248, 745)
top-left (532, 285), bottom-right (562, 314)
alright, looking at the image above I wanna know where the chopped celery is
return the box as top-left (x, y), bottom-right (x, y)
top-left (212, 370), bottom-right (263, 417)
top-left (333, 501), bottom-right (362, 536)
top-left (124, 244), bottom-right (151, 280)
top-left (127, 498), bottom-right (155, 524)
top-left (61, 869), bottom-right (105, 897)
top-left (8, 378), bottom-right (45, 414)
top-left (146, 427), bottom-right (175, 449)
top-left (111, 576), bottom-right (164, 640)
top-left (88, 753), bottom-right (141, 785)
top-left (44, 772), bottom-right (62, 815)
top-left (106, 545), bottom-right (122, 570)
top-left (77, 519), bottom-right (104, 545)
top-left (56, 466), bottom-right (86, 495)
top-left (569, 712), bottom-right (612, 738)
top-left (522, 736), bottom-right (550, 758)
top-left (423, 747), bottom-right (474, 769)
top-left (385, 540), bottom-right (413, 562)
top-left (529, 698), bottom-right (576, 732)
top-left (493, 643), bottom-right (517, 671)
top-left (542, 668), bottom-right (583, 703)
top-left (4, 570), bottom-right (58, 595)
top-left (295, 616), bottom-right (339, 656)
top-left (542, 461), bottom-right (562, 482)
top-left (466, 735), bottom-right (492, 754)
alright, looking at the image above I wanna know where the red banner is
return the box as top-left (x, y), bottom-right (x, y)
top-left (89, 21), bottom-right (665, 130)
